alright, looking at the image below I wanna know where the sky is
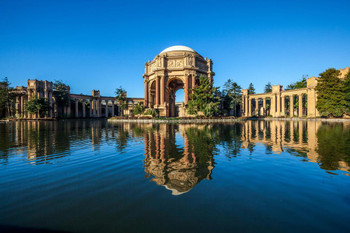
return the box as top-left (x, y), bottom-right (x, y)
top-left (0, 0), bottom-right (349, 99)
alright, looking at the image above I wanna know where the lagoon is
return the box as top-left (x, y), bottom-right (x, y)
top-left (0, 120), bottom-right (349, 233)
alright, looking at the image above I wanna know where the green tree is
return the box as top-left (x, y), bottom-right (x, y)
top-left (285, 75), bottom-right (308, 90)
top-left (248, 83), bottom-right (255, 94)
top-left (316, 68), bottom-right (346, 117)
top-left (133, 102), bottom-right (145, 115)
top-left (0, 77), bottom-right (16, 118)
top-left (222, 79), bottom-right (242, 116)
top-left (344, 72), bottom-right (350, 114)
top-left (25, 97), bottom-right (50, 117)
top-left (264, 82), bottom-right (272, 93)
top-left (115, 87), bottom-right (127, 116)
top-left (53, 80), bottom-right (70, 106)
top-left (187, 75), bottom-right (220, 117)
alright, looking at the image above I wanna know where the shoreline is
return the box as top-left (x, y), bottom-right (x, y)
top-left (107, 117), bottom-right (350, 123)
top-left (2, 117), bottom-right (350, 123)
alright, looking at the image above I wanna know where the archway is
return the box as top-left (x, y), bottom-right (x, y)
top-left (167, 78), bottom-right (185, 117)
top-left (149, 81), bottom-right (156, 108)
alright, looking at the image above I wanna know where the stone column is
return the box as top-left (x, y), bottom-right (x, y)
top-left (281, 96), bottom-right (285, 117)
top-left (271, 95), bottom-right (275, 117)
top-left (15, 96), bottom-right (20, 118)
top-left (82, 100), bottom-right (86, 118)
top-left (255, 99), bottom-right (258, 116)
top-left (89, 100), bottom-right (93, 117)
top-left (160, 76), bottom-right (165, 105)
top-left (155, 77), bottom-right (160, 106)
top-left (49, 92), bottom-right (53, 117)
top-left (276, 94), bottom-right (281, 117)
top-left (111, 101), bottom-right (115, 116)
top-left (67, 99), bottom-right (71, 118)
top-left (262, 98), bottom-right (266, 116)
top-left (144, 81), bottom-right (148, 107)
top-left (75, 99), bottom-right (79, 118)
top-left (192, 75), bottom-right (196, 89)
top-left (97, 99), bottom-right (101, 117)
top-left (299, 94), bottom-right (303, 117)
top-left (290, 95), bottom-right (294, 117)
top-left (248, 97), bottom-right (252, 117)
top-left (21, 96), bottom-right (25, 118)
top-left (105, 101), bottom-right (109, 118)
top-left (185, 75), bottom-right (189, 104)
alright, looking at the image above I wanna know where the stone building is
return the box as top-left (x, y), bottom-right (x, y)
top-left (241, 67), bottom-right (350, 118)
top-left (143, 45), bottom-right (214, 117)
top-left (10, 79), bottom-right (143, 119)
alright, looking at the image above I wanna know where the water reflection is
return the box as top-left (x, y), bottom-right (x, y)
top-left (1, 120), bottom-right (349, 179)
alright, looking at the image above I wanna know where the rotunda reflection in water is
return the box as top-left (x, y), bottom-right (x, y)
top-left (143, 124), bottom-right (214, 195)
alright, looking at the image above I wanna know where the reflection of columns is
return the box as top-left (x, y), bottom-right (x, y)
top-left (75, 99), bottom-right (79, 118)
top-left (144, 81), bottom-right (149, 107)
top-left (82, 100), bottom-right (86, 118)
top-left (155, 77), bottom-right (160, 105)
top-left (290, 95), bottom-right (294, 117)
top-left (111, 101), bottom-right (115, 116)
top-left (160, 76), bottom-right (164, 105)
top-left (281, 96), bottom-right (285, 116)
top-left (299, 94), bottom-right (303, 117)
top-left (290, 121), bottom-right (294, 142)
top-left (299, 121), bottom-right (303, 144)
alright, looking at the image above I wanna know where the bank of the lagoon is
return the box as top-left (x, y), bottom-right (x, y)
top-left (107, 116), bottom-right (350, 123)
top-left (0, 120), bottom-right (349, 233)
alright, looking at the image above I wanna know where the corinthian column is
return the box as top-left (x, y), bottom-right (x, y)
top-left (155, 77), bottom-right (160, 106)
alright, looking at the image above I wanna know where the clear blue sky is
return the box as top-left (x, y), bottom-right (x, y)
top-left (0, 0), bottom-right (349, 98)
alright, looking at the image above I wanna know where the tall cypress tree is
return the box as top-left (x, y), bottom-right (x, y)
top-left (316, 68), bottom-right (346, 117)
top-left (344, 72), bottom-right (350, 114)
top-left (248, 83), bottom-right (255, 94)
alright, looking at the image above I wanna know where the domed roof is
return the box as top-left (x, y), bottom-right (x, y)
top-left (160, 45), bottom-right (196, 54)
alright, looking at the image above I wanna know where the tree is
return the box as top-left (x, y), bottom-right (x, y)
top-left (25, 97), bottom-right (50, 117)
top-left (285, 75), bottom-right (308, 90)
top-left (316, 68), bottom-right (346, 117)
top-left (133, 102), bottom-right (145, 115)
top-left (0, 77), bottom-right (15, 118)
top-left (186, 75), bottom-right (220, 117)
top-left (248, 83), bottom-right (255, 94)
top-left (53, 80), bottom-right (70, 106)
top-left (344, 72), bottom-right (350, 114)
top-left (222, 79), bottom-right (242, 116)
top-left (115, 87), bottom-right (127, 116)
top-left (264, 82), bottom-right (272, 93)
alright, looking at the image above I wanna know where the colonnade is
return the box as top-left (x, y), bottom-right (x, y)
top-left (242, 77), bottom-right (319, 118)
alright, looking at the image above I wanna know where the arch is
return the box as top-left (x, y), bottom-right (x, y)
top-left (167, 78), bottom-right (185, 117)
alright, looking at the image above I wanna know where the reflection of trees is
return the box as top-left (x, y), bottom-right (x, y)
top-left (216, 124), bottom-right (243, 158)
top-left (316, 124), bottom-right (350, 171)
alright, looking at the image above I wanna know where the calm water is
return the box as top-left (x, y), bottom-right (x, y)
top-left (0, 120), bottom-right (350, 233)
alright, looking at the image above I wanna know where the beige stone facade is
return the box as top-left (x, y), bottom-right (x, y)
top-left (11, 79), bottom-right (143, 119)
top-left (143, 45), bottom-right (214, 117)
top-left (242, 67), bottom-right (349, 118)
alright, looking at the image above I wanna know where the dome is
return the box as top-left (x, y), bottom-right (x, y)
top-left (160, 45), bottom-right (195, 54)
